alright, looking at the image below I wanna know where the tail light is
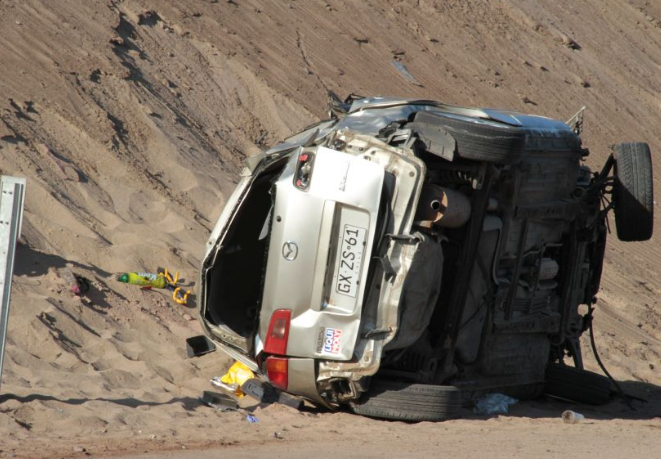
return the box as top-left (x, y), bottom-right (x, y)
top-left (294, 151), bottom-right (315, 191)
top-left (264, 309), bottom-right (291, 355)
top-left (266, 356), bottom-right (288, 390)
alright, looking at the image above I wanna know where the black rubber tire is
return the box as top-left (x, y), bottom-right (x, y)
top-left (412, 111), bottom-right (526, 164)
top-left (613, 142), bottom-right (654, 241)
top-left (544, 363), bottom-right (612, 405)
top-left (349, 379), bottom-right (462, 422)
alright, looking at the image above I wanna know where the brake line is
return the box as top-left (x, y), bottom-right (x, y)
top-left (588, 318), bottom-right (635, 409)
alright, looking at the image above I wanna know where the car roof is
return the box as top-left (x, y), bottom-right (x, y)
top-left (348, 97), bottom-right (574, 133)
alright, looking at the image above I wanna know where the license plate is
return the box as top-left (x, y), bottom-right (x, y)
top-left (335, 224), bottom-right (366, 298)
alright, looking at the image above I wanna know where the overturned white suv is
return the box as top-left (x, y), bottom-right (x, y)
top-left (198, 96), bottom-right (653, 421)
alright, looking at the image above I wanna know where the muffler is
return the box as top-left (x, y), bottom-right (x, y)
top-left (415, 184), bottom-right (471, 228)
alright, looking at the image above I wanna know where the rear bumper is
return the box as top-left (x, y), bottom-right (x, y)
top-left (287, 358), bottom-right (329, 406)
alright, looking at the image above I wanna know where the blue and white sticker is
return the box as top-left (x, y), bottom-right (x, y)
top-left (321, 328), bottom-right (343, 355)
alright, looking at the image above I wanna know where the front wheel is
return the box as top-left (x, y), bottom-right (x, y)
top-left (544, 363), bottom-right (612, 405)
top-left (349, 379), bottom-right (462, 422)
top-left (612, 142), bottom-right (654, 241)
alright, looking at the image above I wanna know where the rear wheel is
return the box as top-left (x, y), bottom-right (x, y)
top-left (411, 111), bottom-right (527, 164)
top-left (350, 379), bottom-right (462, 421)
top-left (544, 363), bottom-right (612, 405)
top-left (612, 142), bottom-right (654, 241)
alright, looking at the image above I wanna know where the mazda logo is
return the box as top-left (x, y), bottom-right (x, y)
top-left (282, 241), bottom-right (298, 261)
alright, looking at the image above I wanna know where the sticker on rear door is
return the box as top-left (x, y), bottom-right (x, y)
top-left (317, 327), bottom-right (343, 355)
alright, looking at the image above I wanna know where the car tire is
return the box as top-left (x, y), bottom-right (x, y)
top-left (613, 142), bottom-right (654, 241)
top-left (349, 379), bottom-right (462, 422)
top-left (544, 363), bottom-right (612, 405)
top-left (412, 111), bottom-right (527, 164)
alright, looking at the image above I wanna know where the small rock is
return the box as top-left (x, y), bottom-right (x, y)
top-left (15, 20), bottom-right (21, 25)
top-left (558, 33), bottom-right (581, 50)
top-left (110, 36), bottom-right (125, 47)
top-left (273, 431), bottom-right (284, 439)
top-left (354, 36), bottom-right (369, 44)
top-left (73, 446), bottom-right (86, 453)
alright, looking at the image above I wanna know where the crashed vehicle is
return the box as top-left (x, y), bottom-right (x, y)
top-left (198, 96), bottom-right (654, 421)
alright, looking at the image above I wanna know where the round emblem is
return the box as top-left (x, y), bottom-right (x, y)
top-left (282, 241), bottom-right (298, 261)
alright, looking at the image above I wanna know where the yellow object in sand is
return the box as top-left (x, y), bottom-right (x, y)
top-left (219, 361), bottom-right (255, 397)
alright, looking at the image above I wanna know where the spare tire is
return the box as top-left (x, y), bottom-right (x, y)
top-left (613, 142), bottom-right (654, 241)
top-left (350, 379), bottom-right (461, 422)
top-left (544, 363), bottom-right (612, 405)
top-left (412, 111), bottom-right (526, 164)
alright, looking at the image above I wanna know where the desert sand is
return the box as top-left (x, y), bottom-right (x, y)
top-left (1, 1), bottom-right (660, 458)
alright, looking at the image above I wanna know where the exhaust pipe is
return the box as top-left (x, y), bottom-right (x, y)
top-left (415, 184), bottom-right (471, 228)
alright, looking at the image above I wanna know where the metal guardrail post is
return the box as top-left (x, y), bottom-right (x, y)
top-left (0, 176), bottom-right (26, 395)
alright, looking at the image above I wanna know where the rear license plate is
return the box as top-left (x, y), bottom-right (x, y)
top-left (335, 224), bottom-right (366, 298)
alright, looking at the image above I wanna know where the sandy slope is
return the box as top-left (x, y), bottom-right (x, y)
top-left (1, 0), bottom-right (660, 457)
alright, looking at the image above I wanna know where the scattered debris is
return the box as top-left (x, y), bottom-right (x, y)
top-left (118, 271), bottom-right (168, 288)
top-left (562, 410), bottom-right (585, 423)
top-left (473, 393), bottom-right (518, 414)
top-left (521, 96), bottom-right (537, 105)
top-left (241, 378), bottom-right (303, 410)
top-left (199, 391), bottom-right (238, 412)
top-left (391, 61), bottom-right (423, 87)
top-left (211, 361), bottom-right (255, 397)
top-left (245, 414), bottom-right (259, 424)
top-left (186, 335), bottom-right (216, 358)
top-left (117, 269), bottom-right (191, 305)
top-left (58, 267), bottom-right (82, 295)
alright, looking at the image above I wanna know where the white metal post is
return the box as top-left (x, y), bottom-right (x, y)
top-left (0, 176), bottom-right (26, 395)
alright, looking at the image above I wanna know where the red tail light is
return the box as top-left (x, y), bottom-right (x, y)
top-left (266, 356), bottom-right (288, 390)
top-left (264, 309), bottom-right (291, 355)
top-left (293, 151), bottom-right (315, 191)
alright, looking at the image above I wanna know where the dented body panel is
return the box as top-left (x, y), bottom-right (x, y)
top-left (198, 97), bottom-right (653, 411)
